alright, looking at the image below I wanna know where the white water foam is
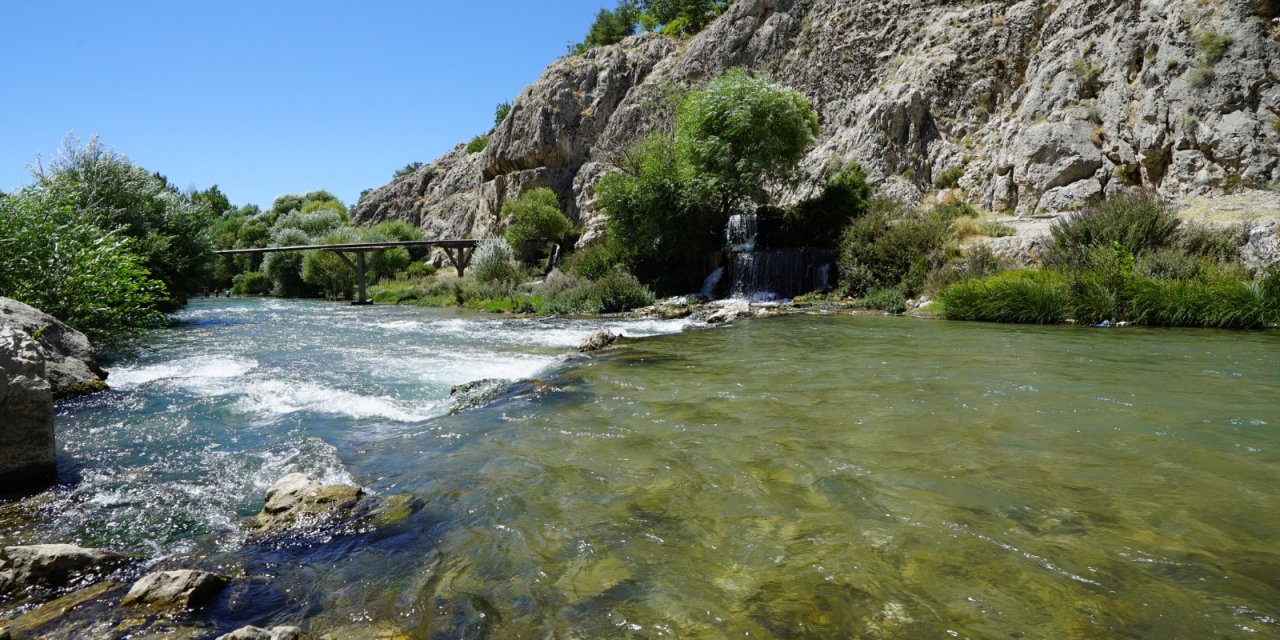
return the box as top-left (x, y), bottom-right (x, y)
top-left (110, 355), bottom-right (259, 389)
top-left (231, 379), bottom-right (444, 422)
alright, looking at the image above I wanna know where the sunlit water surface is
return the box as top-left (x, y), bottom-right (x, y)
top-left (1, 298), bottom-right (1277, 639)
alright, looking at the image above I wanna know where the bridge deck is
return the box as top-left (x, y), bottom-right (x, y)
top-left (213, 239), bottom-right (477, 255)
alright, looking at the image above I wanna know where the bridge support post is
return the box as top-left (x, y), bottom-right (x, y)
top-left (333, 250), bottom-right (382, 305)
top-left (443, 246), bottom-right (474, 278)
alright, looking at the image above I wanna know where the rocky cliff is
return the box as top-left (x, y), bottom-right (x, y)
top-left (353, 0), bottom-right (1280, 244)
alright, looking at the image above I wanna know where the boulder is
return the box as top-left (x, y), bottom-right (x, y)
top-left (0, 544), bottom-right (125, 593)
top-left (0, 297), bottom-right (107, 399)
top-left (706, 301), bottom-right (751, 324)
top-left (449, 378), bottom-right (513, 413)
top-left (249, 473), bottom-right (368, 535)
top-left (578, 329), bottom-right (622, 352)
top-left (120, 569), bottom-right (227, 609)
top-left (0, 328), bottom-right (56, 491)
top-left (217, 625), bottom-right (309, 640)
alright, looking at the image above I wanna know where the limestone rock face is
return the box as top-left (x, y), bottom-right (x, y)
top-left (120, 569), bottom-right (227, 609)
top-left (0, 327), bottom-right (56, 491)
top-left (0, 297), bottom-right (106, 399)
top-left (0, 544), bottom-right (125, 594)
top-left (353, 0), bottom-right (1280, 239)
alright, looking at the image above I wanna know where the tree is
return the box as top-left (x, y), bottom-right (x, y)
top-left (572, 0), bottom-right (639, 53)
top-left (394, 162), bottom-right (423, 178)
top-left (33, 135), bottom-right (214, 309)
top-left (675, 68), bottom-right (819, 211)
top-left (494, 101), bottom-right (512, 127)
top-left (502, 188), bottom-right (574, 263)
top-left (786, 160), bottom-right (873, 248)
top-left (192, 184), bottom-right (232, 217)
top-left (637, 0), bottom-right (732, 35)
top-left (0, 187), bottom-right (164, 341)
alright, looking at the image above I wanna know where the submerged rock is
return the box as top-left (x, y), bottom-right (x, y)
top-left (0, 580), bottom-right (121, 637)
top-left (0, 544), bottom-right (124, 594)
top-left (578, 329), bottom-right (621, 352)
top-left (449, 378), bottom-right (513, 414)
top-left (0, 297), bottom-right (107, 399)
top-left (120, 569), bottom-right (227, 609)
top-left (217, 625), bottom-right (309, 640)
top-left (0, 329), bottom-right (56, 492)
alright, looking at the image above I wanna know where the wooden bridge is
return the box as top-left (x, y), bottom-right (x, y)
top-left (215, 240), bottom-right (477, 305)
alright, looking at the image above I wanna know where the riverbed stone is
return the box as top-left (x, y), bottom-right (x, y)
top-left (121, 569), bottom-right (228, 609)
top-left (0, 544), bottom-right (125, 594)
top-left (706, 301), bottom-right (750, 324)
top-left (578, 329), bottom-right (622, 352)
top-left (449, 378), bottom-right (513, 413)
top-left (0, 328), bottom-right (56, 492)
top-left (0, 297), bottom-right (107, 399)
top-left (250, 473), bottom-right (368, 534)
top-left (217, 625), bottom-right (309, 640)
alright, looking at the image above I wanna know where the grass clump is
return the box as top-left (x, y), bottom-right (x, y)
top-left (933, 166), bottom-right (965, 190)
top-left (1044, 193), bottom-right (1181, 268)
top-left (942, 270), bottom-right (1070, 324)
top-left (466, 135), bottom-right (489, 154)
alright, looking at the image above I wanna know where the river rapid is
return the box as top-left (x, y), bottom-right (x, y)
top-left (1, 298), bottom-right (1278, 638)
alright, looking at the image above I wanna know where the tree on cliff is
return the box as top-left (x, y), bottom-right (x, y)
top-left (598, 68), bottom-right (817, 292)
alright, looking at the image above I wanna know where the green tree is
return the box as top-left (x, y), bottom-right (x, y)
top-left (502, 188), bottom-right (574, 263)
top-left (494, 101), bottom-right (512, 127)
top-left (637, 0), bottom-right (731, 35)
top-left (572, 0), bottom-right (639, 53)
top-left (33, 136), bottom-right (214, 309)
top-left (786, 161), bottom-right (873, 248)
top-left (394, 162), bottom-right (423, 178)
top-left (192, 184), bottom-right (233, 217)
top-left (0, 187), bottom-right (164, 342)
top-left (676, 68), bottom-right (819, 211)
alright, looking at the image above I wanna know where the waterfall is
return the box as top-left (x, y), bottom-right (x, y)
top-left (699, 267), bottom-right (724, 300)
top-left (722, 213), bottom-right (836, 300)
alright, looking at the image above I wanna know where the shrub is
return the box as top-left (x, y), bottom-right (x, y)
top-left (503, 188), bottom-right (573, 262)
top-left (563, 242), bottom-right (624, 281)
top-left (0, 187), bottom-right (164, 342)
top-left (591, 268), bottom-right (655, 312)
top-left (472, 238), bottom-right (522, 285)
top-left (787, 160), bottom-right (873, 248)
top-left (933, 166), bottom-right (965, 189)
top-left (263, 228), bottom-right (317, 297)
top-left (1044, 193), bottom-right (1180, 268)
top-left (231, 271), bottom-right (272, 296)
top-left (954, 218), bottom-right (1016, 239)
top-left (942, 270), bottom-right (1070, 324)
top-left (1176, 223), bottom-right (1243, 262)
top-left (1195, 30), bottom-right (1233, 64)
top-left (927, 245), bottom-right (1007, 291)
top-left (404, 261), bottom-right (438, 279)
top-left (467, 135), bottom-right (489, 154)
top-left (494, 101), bottom-right (512, 127)
top-left (838, 209), bottom-right (951, 297)
top-left (394, 162), bottom-right (423, 178)
top-left (854, 287), bottom-right (908, 314)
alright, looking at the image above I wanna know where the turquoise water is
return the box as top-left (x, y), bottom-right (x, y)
top-left (1, 298), bottom-right (1278, 638)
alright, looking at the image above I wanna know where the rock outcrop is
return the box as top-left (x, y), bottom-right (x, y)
top-left (217, 625), bottom-right (310, 640)
top-left (0, 544), bottom-right (125, 594)
top-left (0, 327), bottom-right (56, 491)
top-left (354, 0), bottom-right (1280, 243)
top-left (578, 329), bottom-right (622, 352)
top-left (120, 569), bottom-right (228, 609)
top-left (0, 297), bottom-right (107, 399)
top-left (249, 473), bottom-right (369, 535)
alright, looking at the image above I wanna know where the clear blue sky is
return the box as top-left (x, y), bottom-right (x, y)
top-left (0, 1), bottom-right (614, 209)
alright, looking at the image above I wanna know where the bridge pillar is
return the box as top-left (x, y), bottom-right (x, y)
top-left (443, 246), bottom-right (474, 278)
top-left (333, 250), bottom-right (382, 305)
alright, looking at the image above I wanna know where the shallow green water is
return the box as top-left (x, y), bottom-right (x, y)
top-left (3, 300), bottom-right (1278, 638)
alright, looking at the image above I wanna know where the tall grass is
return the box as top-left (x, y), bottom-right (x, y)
top-left (942, 270), bottom-right (1069, 324)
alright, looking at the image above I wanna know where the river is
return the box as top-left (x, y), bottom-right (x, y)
top-left (2, 298), bottom-right (1278, 638)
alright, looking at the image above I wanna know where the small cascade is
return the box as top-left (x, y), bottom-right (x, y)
top-left (699, 267), bottom-right (724, 300)
top-left (723, 213), bottom-right (836, 300)
top-left (726, 214), bottom-right (758, 252)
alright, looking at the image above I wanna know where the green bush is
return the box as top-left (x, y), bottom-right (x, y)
top-left (563, 242), bottom-right (624, 281)
top-left (786, 161), bottom-right (873, 248)
top-left (0, 187), bottom-right (164, 342)
top-left (1045, 193), bottom-right (1181, 268)
top-left (591, 268), bottom-right (655, 312)
top-left (263, 228), bottom-right (317, 297)
top-left (467, 135), bottom-right (489, 154)
top-left (404, 261), bottom-right (438, 279)
top-left (933, 166), bottom-right (965, 189)
top-left (942, 270), bottom-right (1070, 324)
top-left (1195, 30), bottom-right (1233, 64)
top-left (35, 136), bottom-right (213, 309)
top-left (394, 162), bottom-right (423, 179)
top-left (541, 267), bottom-right (654, 314)
top-left (838, 209), bottom-right (951, 298)
top-left (502, 188), bottom-right (573, 262)
top-left (494, 101), bottom-right (512, 127)
top-left (853, 287), bottom-right (908, 314)
top-left (231, 271), bottom-right (272, 296)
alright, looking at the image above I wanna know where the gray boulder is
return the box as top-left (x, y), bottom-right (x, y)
top-left (449, 378), bottom-right (513, 413)
top-left (0, 327), bottom-right (56, 491)
top-left (578, 329), bottom-right (622, 352)
top-left (217, 625), bottom-right (309, 640)
top-left (706, 301), bottom-right (751, 324)
top-left (249, 473), bottom-right (368, 535)
top-left (0, 544), bottom-right (125, 593)
top-left (0, 297), bottom-right (106, 399)
top-left (121, 569), bottom-right (227, 609)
